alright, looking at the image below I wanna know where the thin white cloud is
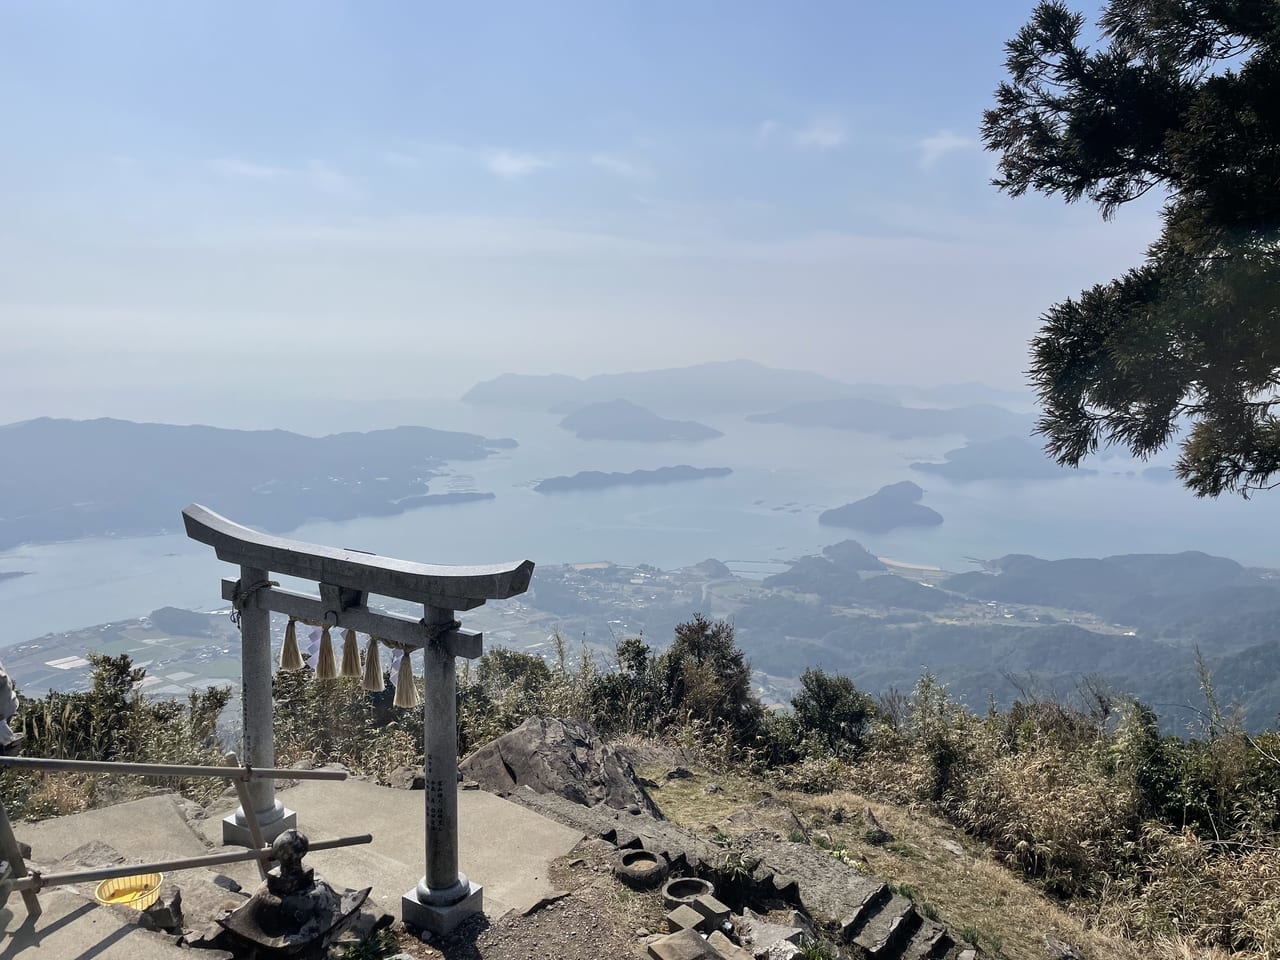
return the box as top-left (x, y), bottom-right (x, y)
top-left (794, 117), bottom-right (848, 150)
top-left (304, 161), bottom-right (356, 197)
top-left (917, 129), bottom-right (976, 169)
top-left (755, 120), bottom-right (779, 144)
top-left (756, 117), bottom-right (848, 150)
top-left (589, 153), bottom-right (651, 180)
top-left (381, 150), bottom-right (422, 168)
top-left (212, 157), bottom-right (287, 180)
top-left (211, 157), bottom-right (356, 196)
top-left (484, 150), bottom-right (550, 179)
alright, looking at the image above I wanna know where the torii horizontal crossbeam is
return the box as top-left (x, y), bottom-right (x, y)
top-left (217, 579), bottom-right (483, 658)
top-left (183, 503), bottom-right (534, 610)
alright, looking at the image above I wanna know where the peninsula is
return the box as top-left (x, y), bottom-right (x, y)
top-left (911, 436), bottom-right (1091, 482)
top-left (0, 417), bottom-right (512, 550)
top-left (558, 399), bottom-right (722, 442)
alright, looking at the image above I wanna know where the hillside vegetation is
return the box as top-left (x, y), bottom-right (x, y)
top-left (7, 617), bottom-right (1278, 959)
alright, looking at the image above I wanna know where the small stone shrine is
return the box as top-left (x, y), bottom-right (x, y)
top-left (219, 829), bottom-right (369, 956)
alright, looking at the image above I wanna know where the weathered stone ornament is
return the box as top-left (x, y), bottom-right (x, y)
top-left (0, 661), bottom-right (21, 755)
top-left (218, 829), bottom-right (370, 957)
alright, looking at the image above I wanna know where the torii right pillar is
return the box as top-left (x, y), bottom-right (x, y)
top-left (402, 604), bottom-right (484, 932)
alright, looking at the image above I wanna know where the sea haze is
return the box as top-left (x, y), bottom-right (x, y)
top-left (3, 388), bottom-right (1280, 642)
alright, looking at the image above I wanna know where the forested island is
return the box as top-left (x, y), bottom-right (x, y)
top-left (462, 359), bottom-right (850, 414)
top-left (819, 481), bottom-right (943, 533)
top-left (534, 465), bottom-right (732, 493)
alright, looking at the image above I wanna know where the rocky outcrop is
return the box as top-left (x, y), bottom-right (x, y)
top-left (460, 717), bottom-right (662, 817)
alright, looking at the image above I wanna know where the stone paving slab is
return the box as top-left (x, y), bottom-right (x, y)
top-left (3, 799), bottom-right (222, 958)
top-left (0, 887), bottom-right (195, 960)
top-left (13, 795), bottom-right (208, 865)
top-left (200, 778), bottom-right (584, 921)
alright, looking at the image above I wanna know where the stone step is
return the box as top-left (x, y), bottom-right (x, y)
top-left (901, 919), bottom-right (954, 959)
top-left (839, 882), bottom-right (891, 941)
top-left (850, 894), bottom-right (920, 958)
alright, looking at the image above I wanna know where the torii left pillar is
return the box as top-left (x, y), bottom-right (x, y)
top-left (224, 563), bottom-right (295, 846)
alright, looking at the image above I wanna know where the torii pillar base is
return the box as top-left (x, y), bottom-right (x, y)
top-left (222, 802), bottom-right (297, 848)
top-left (402, 877), bottom-right (484, 935)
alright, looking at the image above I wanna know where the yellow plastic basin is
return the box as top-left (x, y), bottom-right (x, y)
top-left (94, 872), bottom-right (163, 911)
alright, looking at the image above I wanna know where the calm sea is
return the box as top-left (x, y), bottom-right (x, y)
top-left (4, 402), bottom-right (1278, 643)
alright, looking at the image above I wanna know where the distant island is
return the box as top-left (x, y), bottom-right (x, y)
top-left (534, 465), bottom-right (732, 493)
top-left (0, 417), bottom-right (512, 550)
top-left (910, 436), bottom-right (1094, 482)
top-left (0, 571), bottom-right (30, 584)
top-left (819, 481), bottom-right (943, 534)
top-left (463, 360), bottom-right (852, 415)
top-left (558, 399), bottom-right (722, 442)
top-left (747, 397), bottom-right (1030, 441)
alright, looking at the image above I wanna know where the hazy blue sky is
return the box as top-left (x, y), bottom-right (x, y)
top-left (1, 1), bottom-right (1160, 427)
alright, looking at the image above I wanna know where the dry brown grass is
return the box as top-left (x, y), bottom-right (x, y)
top-left (642, 761), bottom-right (1157, 960)
top-left (20, 772), bottom-right (100, 819)
top-left (635, 761), bottom-right (768, 828)
top-left (1095, 828), bottom-right (1280, 956)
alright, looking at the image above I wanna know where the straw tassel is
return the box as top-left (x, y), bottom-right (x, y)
top-left (393, 648), bottom-right (420, 709)
top-left (340, 628), bottom-right (362, 679)
top-left (361, 636), bottom-right (384, 692)
top-left (315, 625), bottom-right (339, 680)
top-left (279, 618), bottom-right (304, 671)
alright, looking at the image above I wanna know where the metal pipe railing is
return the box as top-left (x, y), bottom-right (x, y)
top-left (0, 753), bottom-right (360, 915)
top-left (7, 833), bottom-right (373, 892)
top-left (0, 756), bottom-right (347, 782)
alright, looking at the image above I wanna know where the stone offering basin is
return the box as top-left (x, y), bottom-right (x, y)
top-left (661, 876), bottom-right (714, 911)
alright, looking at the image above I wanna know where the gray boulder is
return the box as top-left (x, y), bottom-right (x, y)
top-left (460, 717), bottom-right (661, 817)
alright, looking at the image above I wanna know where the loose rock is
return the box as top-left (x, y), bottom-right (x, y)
top-left (388, 765), bottom-right (425, 790)
top-left (647, 927), bottom-right (716, 960)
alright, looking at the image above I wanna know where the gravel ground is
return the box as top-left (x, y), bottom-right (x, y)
top-left (391, 838), bottom-right (666, 960)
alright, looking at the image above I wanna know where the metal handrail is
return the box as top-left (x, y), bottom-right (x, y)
top-left (0, 756), bottom-right (347, 781)
top-left (0, 751), bottom-right (360, 915)
top-left (7, 834), bottom-right (373, 893)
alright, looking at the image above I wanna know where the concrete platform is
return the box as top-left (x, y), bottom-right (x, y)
top-left (200, 778), bottom-right (584, 921)
top-left (2, 782), bottom-right (582, 954)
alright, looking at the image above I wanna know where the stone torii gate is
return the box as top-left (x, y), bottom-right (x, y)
top-left (183, 504), bottom-right (534, 932)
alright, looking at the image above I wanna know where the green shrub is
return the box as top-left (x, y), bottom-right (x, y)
top-left (5, 654), bottom-right (231, 819)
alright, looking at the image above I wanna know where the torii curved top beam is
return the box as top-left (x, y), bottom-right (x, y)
top-left (183, 503), bottom-right (534, 610)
